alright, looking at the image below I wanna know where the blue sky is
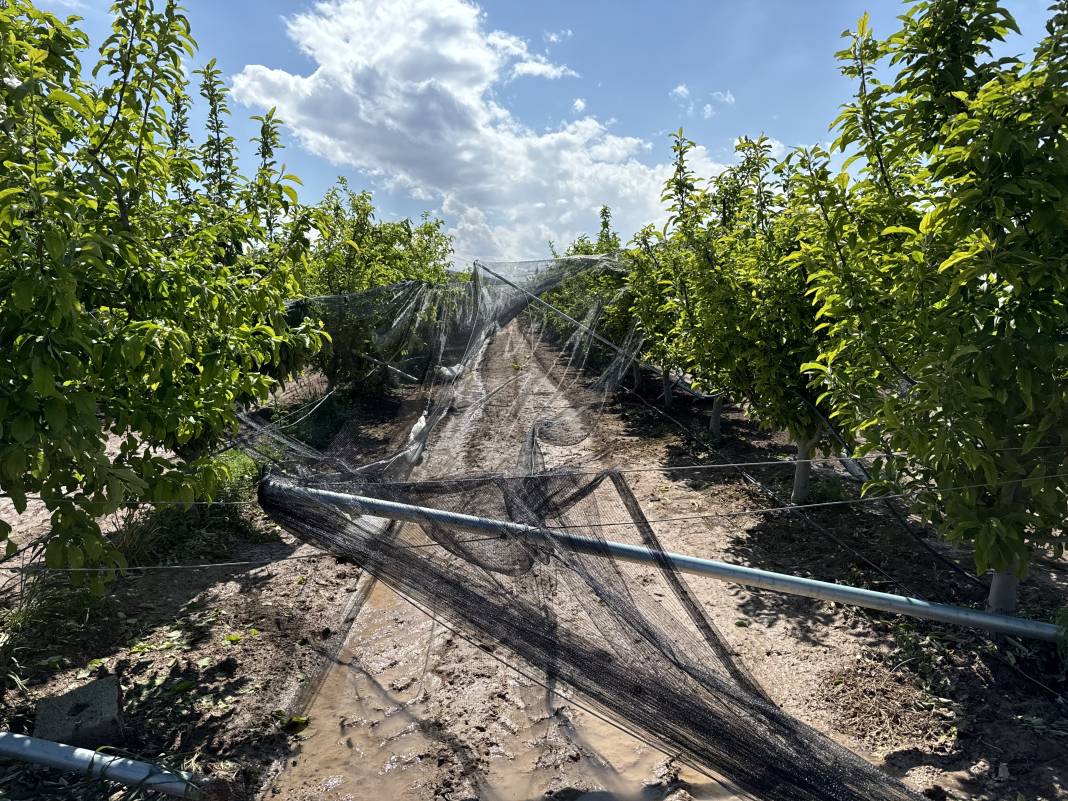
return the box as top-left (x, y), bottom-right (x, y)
top-left (45, 0), bottom-right (1051, 262)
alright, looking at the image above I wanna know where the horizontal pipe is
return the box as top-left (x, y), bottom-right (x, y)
top-left (264, 479), bottom-right (1062, 643)
top-left (0, 732), bottom-right (203, 799)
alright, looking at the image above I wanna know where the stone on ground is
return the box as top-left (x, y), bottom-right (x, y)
top-left (33, 675), bottom-right (123, 748)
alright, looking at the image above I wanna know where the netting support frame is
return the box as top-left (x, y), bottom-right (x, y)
top-left (260, 478), bottom-right (1061, 642)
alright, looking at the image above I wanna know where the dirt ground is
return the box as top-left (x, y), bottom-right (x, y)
top-left (2, 320), bottom-right (1066, 801)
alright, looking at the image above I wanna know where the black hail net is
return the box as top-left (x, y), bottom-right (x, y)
top-left (252, 257), bottom-right (922, 801)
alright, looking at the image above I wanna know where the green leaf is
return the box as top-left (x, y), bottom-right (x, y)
top-left (9, 488), bottom-right (27, 515)
top-left (121, 338), bottom-right (145, 367)
top-left (881, 225), bottom-right (917, 237)
top-left (11, 416), bottom-right (34, 444)
top-left (273, 712), bottom-right (309, 734)
top-left (44, 230), bottom-right (67, 264)
top-left (11, 278), bottom-right (34, 311)
top-left (44, 398), bottom-right (68, 431)
top-left (3, 448), bottom-right (27, 481)
top-left (938, 250), bottom-right (976, 272)
top-left (32, 358), bottom-right (55, 397)
top-left (45, 537), bottom-right (65, 569)
top-left (66, 544), bottom-right (84, 570)
top-left (857, 11), bottom-right (869, 36)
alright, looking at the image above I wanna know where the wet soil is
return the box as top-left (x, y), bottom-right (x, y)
top-left (267, 320), bottom-right (732, 800)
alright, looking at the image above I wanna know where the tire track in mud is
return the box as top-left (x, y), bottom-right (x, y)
top-left (267, 320), bottom-right (735, 801)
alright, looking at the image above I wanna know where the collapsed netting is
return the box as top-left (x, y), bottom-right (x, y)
top-left (251, 258), bottom-right (921, 801)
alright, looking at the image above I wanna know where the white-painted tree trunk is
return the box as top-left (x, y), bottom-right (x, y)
top-left (987, 488), bottom-right (1023, 615)
top-left (709, 393), bottom-right (726, 441)
top-left (987, 560), bottom-right (1021, 615)
top-left (791, 434), bottom-right (820, 504)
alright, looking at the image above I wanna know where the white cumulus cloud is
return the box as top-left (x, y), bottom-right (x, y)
top-left (669, 84), bottom-right (695, 116)
top-left (669, 83), bottom-right (690, 100)
top-left (572, 97), bottom-right (586, 113)
top-left (510, 56), bottom-right (578, 81)
top-left (232, 0), bottom-right (725, 262)
top-left (679, 88), bottom-right (734, 119)
top-left (543, 28), bottom-right (573, 44)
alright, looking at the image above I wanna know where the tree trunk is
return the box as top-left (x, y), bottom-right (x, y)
top-left (987, 559), bottom-right (1021, 615)
top-left (661, 371), bottom-right (673, 409)
top-left (631, 361), bottom-right (641, 391)
top-left (791, 434), bottom-right (819, 504)
top-left (987, 486), bottom-right (1023, 615)
top-left (709, 393), bottom-right (726, 441)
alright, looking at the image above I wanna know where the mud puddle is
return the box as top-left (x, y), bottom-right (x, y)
top-left (272, 577), bottom-right (731, 800)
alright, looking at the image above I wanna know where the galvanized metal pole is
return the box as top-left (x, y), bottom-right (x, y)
top-left (0, 732), bottom-right (204, 799)
top-left (263, 479), bottom-right (1062, 643)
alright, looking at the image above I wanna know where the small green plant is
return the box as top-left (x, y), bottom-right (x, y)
top-left (0, 576), bottom-right (97, 693)
top-left (111, 451), bottom-right (267, 566)
top-left (272, 710), bottom-right (310, 734)
top-left (806, 474), bottom-right (851, 504)
top-left (130, 629), bottom-right (188, 654)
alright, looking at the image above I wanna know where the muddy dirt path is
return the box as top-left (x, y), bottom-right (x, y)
top-left (268, 321), bottom-right (738, 800)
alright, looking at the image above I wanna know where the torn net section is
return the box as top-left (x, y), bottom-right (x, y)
top-left (252, 257), bottom-right (921, 801)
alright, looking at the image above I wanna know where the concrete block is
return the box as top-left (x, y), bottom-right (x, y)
top-left (33, 675), bottom-right (123, 748)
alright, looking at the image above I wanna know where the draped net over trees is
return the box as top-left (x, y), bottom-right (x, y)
top-left (250, 258), bottom-right (923, 801)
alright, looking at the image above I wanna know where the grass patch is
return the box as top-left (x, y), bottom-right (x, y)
top-left (0, 576), bottom-right (98, 697)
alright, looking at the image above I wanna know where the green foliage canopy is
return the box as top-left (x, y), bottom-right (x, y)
top-left (304, 177), bottom-right (452, 296)
top-left (803, 2), bottom-right (1068, 574)
top-left (0, 0), bottom-right (324, 583)
top-left (623, 133), bottom-right (830, 445)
